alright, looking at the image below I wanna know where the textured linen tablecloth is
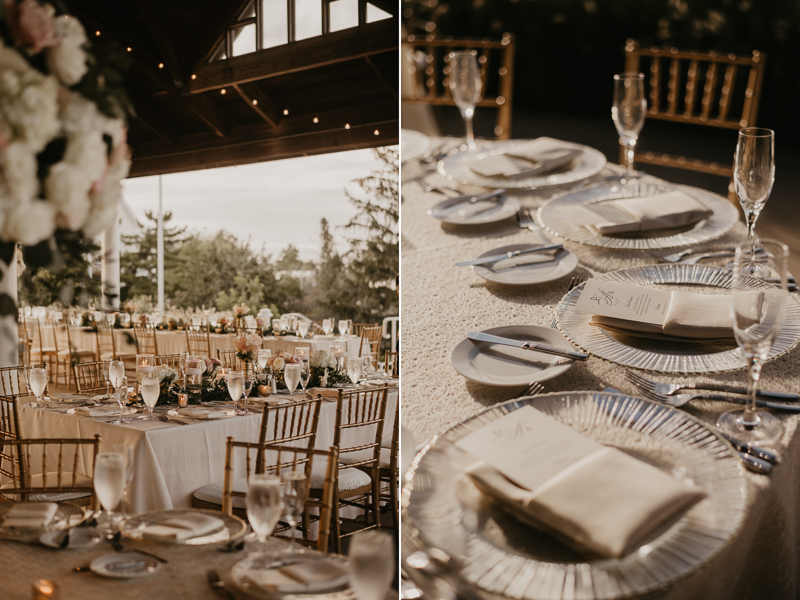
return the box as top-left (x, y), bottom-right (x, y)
top-left (401, 137), bottom-right (800, 599)
top-left (19, 388), bottom-right (397, 513)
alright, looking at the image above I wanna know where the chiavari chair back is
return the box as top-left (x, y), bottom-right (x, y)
top-left (72, 361), bottom-right (108, 395)
top-left (402, 34), bottom-right (516, 139)
top-left (153, 354), bottom-right (182, 368)
top-left (351, 323), bottom-right (378, 339)
top-left (222, 441), bottom-right (338, 552)
top-left (0, 364), bottom-right (44, 399)
top-left (359, 325), bottom-right (382, 368)
top-left (384, 351), bottom-right (399, 377)
top-left (25, 317), bottom-right (56, 371)
top-left (133, 323), bottom-right (159, 355)
top-left (311, 321), bottom-right (323, 335)
top-left (0, 395), bottom-right (22, 491)
top-left (17, 323), bottom-right (29, 365)
top-left (216, 349), bottom-right (240, 370)
top-left (186, 325), bottom-right (211, 356)
top-left (622, 39), bottom-right (766, 200)
top-left (0, 435), bottom-right (100, 507)
top-left (53, 324), bottom-right (94, 389)
top-left (95, 322), bottom-right (117, 361)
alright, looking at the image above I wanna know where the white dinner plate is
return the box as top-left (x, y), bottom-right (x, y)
top-left (0, 503), bottom-right (87, 537)
top-left (232, 551), bottom-right (350, 598)
top-left (450, 325), bottom-right (575, 387)
top-left (401, 129), bottom-right (432, 163)
top-left (430, 194), bottom-right (520, 226)
top-left (40, 526), bottom-right (102, 549)
top-left (178, 406), bottom-right (233, 420)
top-left (90, 551), bottom-right (161, 578)
top-left (472, 243), bottom-right (578, 285)
top-left (439, 138), bottom-right (606, 189)
top-left (121, 508), bottom-right (246, 545)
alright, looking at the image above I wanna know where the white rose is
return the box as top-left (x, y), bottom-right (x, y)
top-left (45, 161), bottom-right (91, 230)
top-left (63, 131), bottom-right (107, 182)
top-left (272, 357), bottom-right (285, 370)
top-left (1, 142), bottom-right (38, 205)
top-left (0, 65), bottom-right (59, 153)
top-left (1, 199), bottom-right (56, 245)
top-left (47, 15), bottom-right (89, 86)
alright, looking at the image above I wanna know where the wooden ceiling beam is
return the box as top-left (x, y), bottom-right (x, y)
top-left (130, 94), bottom-right (178, 144)
top-left (189, 18), bottom-right (398, 93)
top-left (232, 83), bottom-right (281, 127)
top-left (365, 53), bottom-right (398, 100)
top-left (137, 0), bottom-right (186, 90)
top-left (128, 121), bottom-right (398, 177)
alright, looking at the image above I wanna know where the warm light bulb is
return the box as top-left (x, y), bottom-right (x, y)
top-left (313, 117), bottom-right (319, 123)
top-left (283, 109), bottom-right (289, 115)
top-left (252, 99), bottom-right (258, 105)
top-left (345, 123), bottom-right (350, 129)
top-left (126, 47), bottom-right (132, 52)
top-left (373, 129), bottom-right (380, 135)
top-left (221, 88), bottom-right (226, 95)
top-left (158, 63), bottom-right (164, 69)
top-left (191, 74), bottom-right (196, 79)
top-left (95, 30), bottom-right (101, 36)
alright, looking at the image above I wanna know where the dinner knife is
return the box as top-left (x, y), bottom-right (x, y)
top-left (467, 331), bottom-right (588, 361)
top-left (456, 244), bottom-right (564, 267)
top-left (428, 189), bottom-right (507, 219)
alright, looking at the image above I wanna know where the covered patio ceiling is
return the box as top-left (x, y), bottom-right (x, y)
top-left (67, 0), bottom-right (399, 177)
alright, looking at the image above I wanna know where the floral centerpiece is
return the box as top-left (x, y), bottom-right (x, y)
top-left (267, 352), bottom-right (301, 390)
top-left (152, 364), bottom-right (178, 406)
top-left (309, 349), bottom-right (351, 388)
top-left (234, 332), bottom-right (261, 379)
top-left (232, 303), bottom-right (249, 327)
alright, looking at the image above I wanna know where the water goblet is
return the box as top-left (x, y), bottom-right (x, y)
top-left (612, 72), bottom-right (646, 178)
top-left (298, 321), bottom-right (309, 339)
top-left (226, 371), bottom-right (244, 412)
top-left (735, 127), bottom-right (775, 242)
top-left (716, 238), bottom-right (789, 445)
top-left (349, 530), bottom-right (395, 600)
top-left (449, 50), bottom-right (482, 150)
top-left (337, 320), bottom-right (348, 337)
top-left (94, 452), bottom-right (127, 537)
top-left (140, 376), bottom-right (160, 421)
top-left (345, 357), bottom-right (363, 389)
top-left (281, 470), bottom-right (307, 544)
top-left (247, 473), bottom-right (282, 549)
top-left (322, 319), bottom-right (333, 336)
top-left (28, 367), bottom-right (47, 408)
top-left (284, 364), bottom-right (301, 401)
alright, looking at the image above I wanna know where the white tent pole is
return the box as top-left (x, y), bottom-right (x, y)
top-left (157, 175), bottom-right (165, 317)
top-left (101, 202), bottom-right (121, 311)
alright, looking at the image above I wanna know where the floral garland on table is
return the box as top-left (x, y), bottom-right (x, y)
top-left (0, 0), bottom-right (132, 315)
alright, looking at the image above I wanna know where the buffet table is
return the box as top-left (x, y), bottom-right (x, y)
top-left (401, 138), bottom-right (800, 599)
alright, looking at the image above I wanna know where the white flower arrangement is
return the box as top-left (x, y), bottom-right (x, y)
top-left (310, 350), bottom-right (336, 369)
top-left (153, 365), bottom-right (178, 384)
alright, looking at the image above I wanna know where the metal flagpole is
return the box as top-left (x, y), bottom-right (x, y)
top-left (157, 175), bottom-right (165, 318)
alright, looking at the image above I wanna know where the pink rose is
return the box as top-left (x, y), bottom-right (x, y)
top-left (204, 357), bottom-right (221, 371)
top-left (7, 0), bottom-right (58, 53)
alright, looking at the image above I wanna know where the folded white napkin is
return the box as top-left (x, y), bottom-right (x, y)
top-left (467, 447), bottom-right (706, 558)
top-left (75, 405), bottom-right (122, 417)
top-left (141, 513), bottom-right (224, 542)
top-left (591, 290), bottom-right (745, 341)
top-left (246, 560), bottom-right (347, 590)
top-left (2, 502), bottom-right (58, 529)
top-left (592, 191), bottom-right (713, 235)
top-left (469, 139), bottom-right (582, 178)
top-left (179, 407), bottom-right (228, 419)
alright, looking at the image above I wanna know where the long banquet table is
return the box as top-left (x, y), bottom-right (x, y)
top-left (401, 137), bottom-right (800, 599)
top-left (19, 387), bottom-right (398, 513)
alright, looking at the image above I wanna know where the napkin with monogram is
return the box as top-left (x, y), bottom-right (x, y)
top-left (590, 191), bottom-right (713, 235)
top-left (457, 406), bottom-right (707, 558)
top-left (469, 138), bottom-right (582, 178)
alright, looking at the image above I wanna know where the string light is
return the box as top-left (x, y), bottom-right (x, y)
top-left (373, 129), bottom-right (380, 135)
top-left (283, 109), bottom-right (289, 115)
top-left (95, 30), bottom-right (101, 36)
top-left (313, 117), bottom-right (319, 123)
top-left (126, 47), bottom-right (132, 52)
top-left (252, 99), bottom-right (258, 105)
top-left (345, 123), bottom-right (350, 129)
top-left (220, 88), bottom-right (226, 95)
top-left (158, 63), bottom-right (164, 69)
top-left (191, 74), bottom-right (196, 80)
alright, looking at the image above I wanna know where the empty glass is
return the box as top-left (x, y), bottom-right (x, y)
top-left (349, 530), bottom-right (395, 600)
top-left (612, 73), bottom-right (646, 177)
top-left (449, 51), bottom-right (482, 150)
top-left (247, 473), bottom-right (282, 548)
top-left (735, 127), bottom-right (775, 242)
top-left (140, 376), bottom-right (160, 421)
top-left (284, 364), bottom-right (301, 400)
top-left (240, 374), bottom-right (254, 415)
top-left (114, 376), bottom-right (128, 412)
top-left (717, 239), bottom-right (789, 445)
top-left (281, 470), bottom-right (307, 544)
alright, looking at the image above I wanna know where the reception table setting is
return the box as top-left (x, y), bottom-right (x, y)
top-left (400, 61), bottom-right (800, 599)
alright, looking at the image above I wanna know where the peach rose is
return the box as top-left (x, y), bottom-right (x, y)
top-left (7, 0), bottom-right (58, 53)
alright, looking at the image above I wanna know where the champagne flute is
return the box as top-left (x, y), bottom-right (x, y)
top-left (612, 73), bottom-right (646, 178)
top-left (299, 362), bottom-right (311, 398)
top-left (140, 375), bottom-right (160, 421)
top-left (284, 364), bottom-right (301, 401)
top-left (247, 473), bottom-right (282, 549)
top-left (349, 530), bottom-right (395, 600)
top-left (716, 238), bottom-right (789, 445)
top-left (240, 375), bottom-right (254, 415)
top-left (346, 357), bottom-right (362, 389)
top-left (449, 51), bottom-right (482, 150)
top-left (109, 359), bottom-right (124, 402)
top-left (114, 376), bottom-right (128, 412)
top-left (102, 359), bottom-right (111, 395)
top-left (322, 319), bottom-right (333, 336)
top-left (338, 320), bottom-right (348, 337)
top-left (136, 354), bottom-right (154, 399)
top-left (94, 452), bottom-right (127, 537)
top-left (735, 127), bottom-right (775, 242)
top-left (281, 470), bottom-right (307, 544)
top-left (226, 371), bottom-right (244, 413)
top-left (28, 367), bottom-right (47, 408)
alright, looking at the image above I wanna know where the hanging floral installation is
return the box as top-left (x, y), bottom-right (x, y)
top-left (0, 0), bottom-right (133, 316)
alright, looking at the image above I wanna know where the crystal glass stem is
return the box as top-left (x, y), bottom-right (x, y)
top-left (624, 138), bottom-right (637, 176)
top-left (742, 355), bottom-right (762, 428)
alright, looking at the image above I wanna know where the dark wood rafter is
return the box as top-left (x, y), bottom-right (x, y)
top-left (189, 18), bottom-right (398, 93)
top-left (365, 54), bottom-right (398, 100)
top-left (137, 0), bottom-right (185, 90)
top-left (195, 0), bottom-right (254, 65)
top-left (129, 92), bottom-right (178, 144)
top-left (233, 83), bottom-right (281, 127)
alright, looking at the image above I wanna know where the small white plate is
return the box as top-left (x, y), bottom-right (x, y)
top-left (472, 243), bottom-right (578, 286)
top-left (90, 551), bottom-right (161, 578)
top-left (430, 194), bottom-right (520, 226)
top-left (40, 526), bottom-right (102, 549)
top-left (402, 129), bottom-right (432, 163)
top-left (232, 552), bottom-right (350, 597)
top-left (450, 325), bottom-right (576, 387)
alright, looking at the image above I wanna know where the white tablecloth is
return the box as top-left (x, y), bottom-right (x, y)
top-left (19, 387), bottom-right (397, 513)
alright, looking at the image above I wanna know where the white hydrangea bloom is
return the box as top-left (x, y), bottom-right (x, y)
top-left (63, 130), bottom-right (107, 183)
top-left (47, 14), bottom-right (88, 86)
top-left (2, 198), bottom-right (56, 245)
top-left (45, 161), bottom-right (91, 231)
top-left (1, 141), bottom-right (38, 206)
top-left (0, 56), bottom-right (59, 152)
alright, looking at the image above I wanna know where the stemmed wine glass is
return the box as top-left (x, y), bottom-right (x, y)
top-left (322, 319), bottom-right (333, 336)
top-left (299, 362), bottom-right (311, 399)
top-left (247, 473), bottom-right (283, 550)
top-left (257, 349), bottom-right (272, 389)
top-left (240, 375), bottom-right (254, 415)
top-left (284, 364), bottom-right (301, 401)
top-left (612, 73), bottom-right (646, 178)
top-left (346, 357), bottom-right (363, 389)
top-left (337, 320), bottom-right (348, 338)
top-left (94, 452), bottom-right (127, 537)
top-left (449, 51), bottom-right (482, 150)
top-left (140, 376), bottom-right (160, 421)
top-left (109, 360), bottom-right (126, 410)
top-left (716, 238), bottom-right (789, 445)
top-left (297, 321), bottom-right (309, 339)
top-left (735, 127), bottom-right (775, 242)
top-left (28, 367), bottom-right (47, 408)
top-left (281, 470), bottom-right (307, 544)
top-left (101, 359), bottom-right (112, 395)
top-left (349, 530), bottom-right (395, 600)
top-left (226, 371), bottom-right (244, 413)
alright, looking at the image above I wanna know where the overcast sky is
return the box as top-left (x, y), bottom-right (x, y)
top-left (121, 148), bottom-right (387, 262)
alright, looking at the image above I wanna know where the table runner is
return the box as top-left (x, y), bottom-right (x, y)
top-left (401, 137), bottom-right (800, 599)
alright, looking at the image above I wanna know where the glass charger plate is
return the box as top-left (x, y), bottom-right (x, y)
top-left (537, 180), bottom-right (738, 250)
top-left (121, 508), bottom-right (246, 545)
top-left (438, 139), bottom-right (606, 189)
top-left (0, 503), bottom-right (87, 539)
top-left (402, 129), bottom-right (432, 163)
top-left (402, 391), bottom-right (748, 600)
top-left (555, 264), bottom-right (800, 373)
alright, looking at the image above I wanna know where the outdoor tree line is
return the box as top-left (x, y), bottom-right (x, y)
top-left (20, 148), bottom-right (399, 323)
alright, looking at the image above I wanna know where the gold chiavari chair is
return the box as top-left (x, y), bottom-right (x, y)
top-left (53, 323), bottom-right (94, 390)
top-left (221, 441), bottom-right (338, 553)
top-left (359, 326), bottom-right (382, 368)
top-left (186, 324), bottom-right (211, 356)
top-left (377, 400), bottom-right (399, 530)
top-left (622, 39), bottom-right (766, 201)
top-left (0, 364), bottom-right (46, 399)
top-left (72, 361), bottom-right (109, 395)
top-left (310, 385), bottom-right (389, 553)
top-left (216, 349), bottom-right (240, 370)
top-left (402, 34), bottom-right (516, 139)
top-left (0, 435), bottom-right (100, 506)
top-left (95, 322), bottom-right (117, 361)
top-left (18, 322), bottom-right (29, 365)
top-left (26, 318), bottom-right (56, 377)
top-left (351, 323), bottom-right (378, 339)
top-left (311, 321), bottom-right (323, 335)
top-left (153, 354), bottom-right (182, 369)
top-left (384, 351), bottom-right (399, 377)
top-left (133, 323), bottom-right (159, 355)
top-left (0, 394), bottom-right (21, 442)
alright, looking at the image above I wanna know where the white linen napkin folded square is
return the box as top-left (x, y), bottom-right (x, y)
top-left (141, 513), bottom-right (224, 542)
top-left (2, 502), bottom-right (58, 529)
top-left (467, 447), bottom-right (706, 558)
top-left (178, 407), bottom-right (228, 419)
top-left (469, 139), bottom-right (583, 178)
top-left (591, 290), bottom-right (749, 341)
top-left (75, 405), bottom-right (122, 417)
top-left (592, 191), bottom-right (713, 235)
top-left (246, 560), bottom-right (346, 590)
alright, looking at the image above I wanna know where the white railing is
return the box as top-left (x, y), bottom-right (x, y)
top-left (381, 316), bottom-right (399, 352)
